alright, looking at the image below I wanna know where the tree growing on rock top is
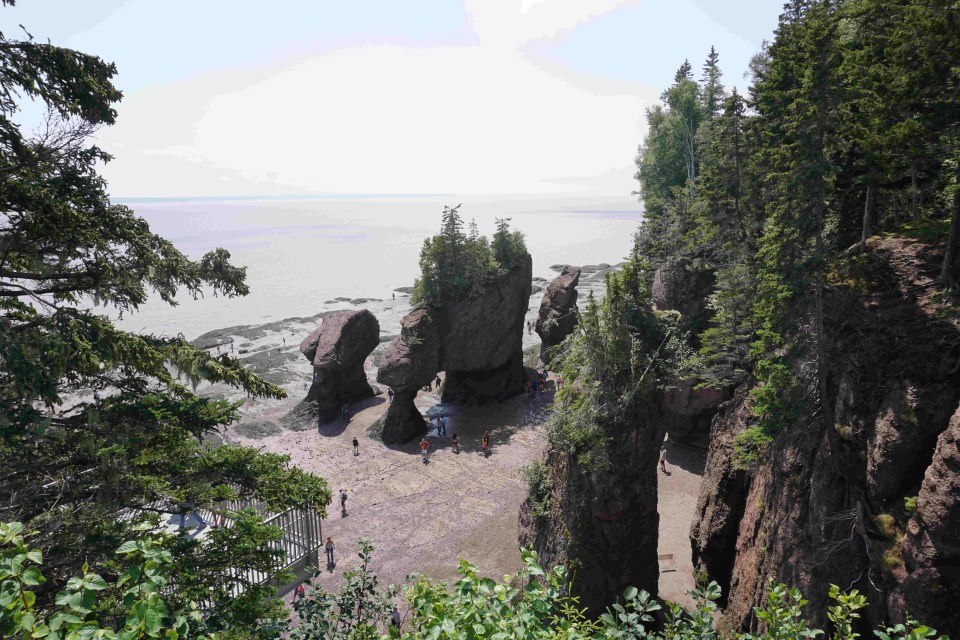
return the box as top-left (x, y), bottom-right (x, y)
top-left (412, 207), bottom-right (527, 307)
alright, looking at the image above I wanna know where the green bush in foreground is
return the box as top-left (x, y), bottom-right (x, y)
top-left (2, 524), bottom-right (948, 640)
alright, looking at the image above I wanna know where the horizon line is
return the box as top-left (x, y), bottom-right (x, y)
top-left (112, 193), bottom-right (459, 204)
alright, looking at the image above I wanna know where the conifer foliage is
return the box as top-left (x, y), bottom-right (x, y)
top-left (411, 208), bottom-right (527, 307)
top-left (0, 1), bottom-right (329, 624)
top-left (632, 0), bottom-right (960, 463)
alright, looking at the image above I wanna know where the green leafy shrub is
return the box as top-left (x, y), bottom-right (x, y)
top-left (521, 461), bottom-right (553, 518)
top-left (4, 526), bottom-right (949, 640)
top-left (0, 521), bottom-right (199, 640)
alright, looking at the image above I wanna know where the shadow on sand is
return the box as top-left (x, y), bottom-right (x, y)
top-left (381, 387), bottom-right (553, 458)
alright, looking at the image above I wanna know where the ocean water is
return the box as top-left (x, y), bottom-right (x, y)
top-left (110, 194), bottom-right (644, 339)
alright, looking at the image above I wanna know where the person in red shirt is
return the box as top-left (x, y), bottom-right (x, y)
top-left (419, 437), bottom-right (430, 463)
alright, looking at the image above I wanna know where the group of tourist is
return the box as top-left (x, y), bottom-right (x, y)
top-left (418, 428), bottom-right (490, 462)
top-left (526, 368), bottom-right (560, 396)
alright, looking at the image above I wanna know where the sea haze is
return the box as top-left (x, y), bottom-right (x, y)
top-left (110, 195), bottom-right (644, 338)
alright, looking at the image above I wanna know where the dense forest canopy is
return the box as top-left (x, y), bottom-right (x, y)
top-left (630, 0), bottom-right (960, 464)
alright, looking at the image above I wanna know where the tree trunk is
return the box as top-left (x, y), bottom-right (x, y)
top-left (940, 165), bottom-right (960, 288)
top-left (860, 184), bottom-right (874, 250)
top-left (911, 166), bottom-right (919, 219)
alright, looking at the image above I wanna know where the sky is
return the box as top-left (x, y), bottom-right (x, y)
top-left (3, 1), bottom-right (784, 197)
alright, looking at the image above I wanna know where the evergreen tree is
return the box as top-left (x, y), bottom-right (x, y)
top-left (700, 46), bottom-right (725, 120)
top-left (0, 5), bottom-right (330, 621)
top-left (750, 0), bottom-right (843, 432)
top-left (412, 212), bottom-right (527, 307)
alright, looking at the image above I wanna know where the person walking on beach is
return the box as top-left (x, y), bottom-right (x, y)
top-left (341, 402), bottom-right (349, 423)
top-left (325, 537), bottom-right (335, 566)
top-left (659, 446), bottom-right (667, 473)
top-left (391, 606), bottom-right (401, 629)
top-left (451, 433), bottom-right (460, 454)
top-left (419, 437), bottom-right (430, 463)
top-left (339, 489), bottom-right (348, 514)
top-left (352, 437), bottom-right (359, 455)
top-left (388, 387), bottom-right (394, 402)
top-left (481, 431), bottom-right (490, 456)
top-left (435, 374), bottom-right (441, 390)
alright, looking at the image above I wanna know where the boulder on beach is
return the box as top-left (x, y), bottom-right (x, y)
top-left (377, 254), bottom-right (533, 443)
top-left (535, 266), bottom-right (581, 364)
top-left (293, 309), bottom-right (380, 424)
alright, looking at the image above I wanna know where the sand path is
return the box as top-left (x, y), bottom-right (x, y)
top-left (227, 380), bottom-right (705, 609)
top-left (228, 382), bottom-right (553, 595)
top-left (657, 440), bottom-right (707, 608)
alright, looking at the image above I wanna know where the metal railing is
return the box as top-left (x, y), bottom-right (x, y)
top-left (152, 499), bottom-right (323, 605)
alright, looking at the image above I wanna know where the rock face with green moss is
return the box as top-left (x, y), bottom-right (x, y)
top-left (691, 238), bottom-right (960, 635)
top-left (534, 266), bottom-right (580, 364)
top-left (518, 402), bottom-right (664, 613)
top-left (295, 309), bottom-right (380, 423)
top-left (898, 403), bottom-right (960, 630)
top-left (377, 254), bottom-right (532, 443)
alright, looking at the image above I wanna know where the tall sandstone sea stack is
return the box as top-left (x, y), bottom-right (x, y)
top-left (534, 266), bottom-right (580, 364)
top-left (377, 254), bottom-right (533, 443)
top-left (292, 309), bottom-right (380, 424)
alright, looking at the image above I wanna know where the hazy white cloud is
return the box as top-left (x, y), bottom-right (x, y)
top-left (96, 44), bottom-right (654, 196)
top-left (77, 0), bottom-right (777, 197)
top-left (465, 0), bottom-right (634, 49)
